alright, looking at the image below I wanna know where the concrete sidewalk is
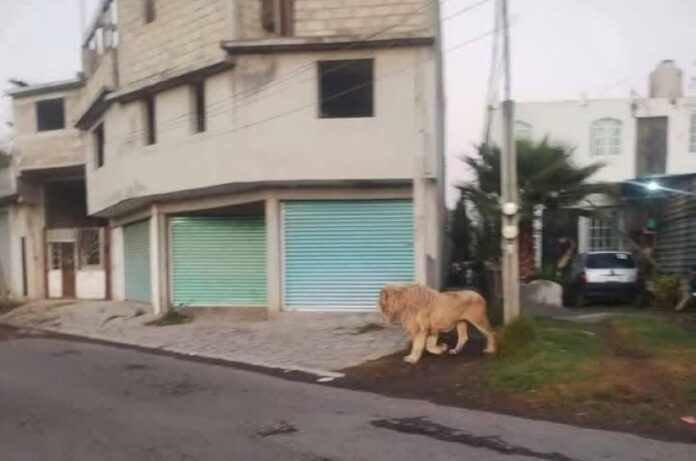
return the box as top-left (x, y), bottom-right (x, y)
top-left (0, 301), bottom-right (407, 377)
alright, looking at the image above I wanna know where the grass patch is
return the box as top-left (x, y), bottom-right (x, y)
top-left (608, 315), bottom-right (696, 352)
top-left (484, 318), bottom-right (601, 392)
top-left (354, 322), bottom-right (386, 335)
top-left (145, 309), bottom-right (191, 327)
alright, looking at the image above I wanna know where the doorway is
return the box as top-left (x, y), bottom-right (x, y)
top-left (49, 242), bottom-right (76, 298)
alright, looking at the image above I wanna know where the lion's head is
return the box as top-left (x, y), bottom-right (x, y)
top-left (378, 284), bottom-right (436, 323)
top-left (378, 285), bottom-right (402, 323)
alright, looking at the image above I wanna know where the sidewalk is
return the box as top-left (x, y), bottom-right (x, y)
top-left (0, 300), bottom-right (407, 378)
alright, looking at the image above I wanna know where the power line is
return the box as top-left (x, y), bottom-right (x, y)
top-left (109, 0), bottom-right (494, 143)
top-left (138, 26), bottom-right (501, 148)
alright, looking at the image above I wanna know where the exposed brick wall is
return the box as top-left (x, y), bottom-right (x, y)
top-left (117, 0), bottom-right (231, 88)
top-left (240, 0), bottom-right (433, 39)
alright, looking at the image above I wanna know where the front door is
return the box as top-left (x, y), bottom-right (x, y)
top-left (60, 242), bottom-right (76, 298)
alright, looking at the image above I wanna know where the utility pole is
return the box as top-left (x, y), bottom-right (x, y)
top-left (499, 0), bottom-right (520, 322)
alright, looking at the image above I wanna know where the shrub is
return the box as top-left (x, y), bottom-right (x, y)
top-left (496, 315), bottom-right (537, 357)
top-left (652, 273), bottom-right (683, 310)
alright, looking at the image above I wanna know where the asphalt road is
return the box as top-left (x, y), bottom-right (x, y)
top-left (0, 326), bottom-right (693, 461)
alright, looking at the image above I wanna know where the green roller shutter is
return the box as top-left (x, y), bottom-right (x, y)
top-left (170, 217), bottom-right (266, 307)
top-left (123, 220), bottom-right (151, 303)
top-left (283, 200), bottom-right (414, 310)
top-left (0, 211), bottom-right (10, 293)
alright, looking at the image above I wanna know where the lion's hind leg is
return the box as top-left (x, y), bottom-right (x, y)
top-left (468, 317), bottom-right (496, 354)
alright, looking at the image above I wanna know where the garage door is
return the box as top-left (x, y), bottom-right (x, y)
top-left (123, 220), bottom-right (151, 303)
top-left (0, 211), bottom-right (10, 292)
top-left (283, 200), bottom-right (414, 310)
top-left (170, 217), bottom-right (266, 307)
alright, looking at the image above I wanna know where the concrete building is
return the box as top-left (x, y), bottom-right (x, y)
top-left (491, 60), bottom-right (696, 270)
top-left (4, 79), bottom-right (110, 301)
top-left (74, 0), bottom-right (444, 313)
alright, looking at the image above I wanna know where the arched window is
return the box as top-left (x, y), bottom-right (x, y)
top-left (590, 118), bottom-right (622, 156)
top-left (689, 113), bottom-right (696, 153)
top-left (514, 121), bottom-right (533, 140)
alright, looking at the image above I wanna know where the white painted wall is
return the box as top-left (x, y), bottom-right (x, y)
top-left (48, 271), bottom-right (62, 298)
top-left (76, 270), bottom-right (106, 299)
top-left (87, 47), bottom-right (437, 214)
top-left (491, 96), bottom-right (696, 183)
top-left (110, 226), bottom-right (125, 301)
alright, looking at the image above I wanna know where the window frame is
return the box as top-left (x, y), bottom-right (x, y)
top-left (144, 95), bottom-right (156, 145)
top-left (514, 120), bottom-right (533, 140)
top-left (590, 118), bottom-right (622, 157)
top-left (318, 59), bottom-right (375, 119)
top-left (262, 0), bottom-right (294, 36)
top-left (93, 123), bottom-right (105, 168)
top-left (36, 98), bottom-right (66, 132)
top-left (689, 113), bottom-right (696, 153)
top-left (144, 0), bottom-right (156, 24)
top-left (191, 81), bottom-right (206, 134)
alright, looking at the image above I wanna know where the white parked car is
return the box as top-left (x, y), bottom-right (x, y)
top-left (562, 251), bottom-right (643, 307)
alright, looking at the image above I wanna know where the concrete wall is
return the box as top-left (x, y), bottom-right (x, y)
top-left (491, 97), bottom-right (696, 183)
top-left (239, 0), bottom-right (433, 39)
top-left (87, 47), bottom-right (436, 214)
top-left (117, 0), bottom-right (232, 89)
top-left (12, 88), bottom-right (85, 170)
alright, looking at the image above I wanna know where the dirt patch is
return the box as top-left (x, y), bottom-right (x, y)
top-left (335, 317), bottom-right (696, 444)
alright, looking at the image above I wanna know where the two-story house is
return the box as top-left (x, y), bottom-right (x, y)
top-left (72, 0), bottom-right (444, 313)
top-left (5, 79), bottom-right (109, 301)
top-left (492, 60), bottom-right (696, 272)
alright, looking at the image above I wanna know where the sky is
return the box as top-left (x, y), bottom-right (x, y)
top-left (1, 0), bottom-right (695, 204)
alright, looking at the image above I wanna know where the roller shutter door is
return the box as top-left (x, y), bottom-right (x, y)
top-left (123, 220), bottom-right (151, 303)
top-left (170, 217), bottom-right (266, 307)
top-left (283, 200), bottom-right (414, 310)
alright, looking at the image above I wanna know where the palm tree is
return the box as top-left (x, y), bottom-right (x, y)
top-left (458, 138), bottom-right (605, 280)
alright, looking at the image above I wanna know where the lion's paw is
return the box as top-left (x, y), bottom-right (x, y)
top-left (403, 355), bottom-right (419, 364)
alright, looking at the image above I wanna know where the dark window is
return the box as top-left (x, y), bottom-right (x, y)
top-left (319, 59), bottom-right (374, 118)
top-left (261, 0), bottom-right (294, 36)
top-left (36, 98), bottom-right (65, 131)
top-left (585, 253), bottom-right (636, 269)
top-left (144, 95), bottom-right (156, 145)
top-left (144, 0), bottom-right (156, 24)
top-left (94, 124), bottom-right (105, 168)
top-left (192, 81), bottom-right (206, 133)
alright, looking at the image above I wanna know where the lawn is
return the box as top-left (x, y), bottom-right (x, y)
top-left (339, 313), bottom-right (696, 443)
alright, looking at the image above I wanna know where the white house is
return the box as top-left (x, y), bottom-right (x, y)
top-left (492, 60), bottom-right (696, 259)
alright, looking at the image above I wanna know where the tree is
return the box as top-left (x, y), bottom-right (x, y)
top-left (458, 138), bottom-right (605, 280)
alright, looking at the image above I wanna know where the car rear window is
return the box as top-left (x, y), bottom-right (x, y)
top-left (586, 253), bottom-right (636, 269)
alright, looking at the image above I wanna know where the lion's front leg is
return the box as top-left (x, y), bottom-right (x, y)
top-left (425, 334), bottom-right (447, 355)
top-left (404, 331), bottom-right (427, 364)
top-left (449, 322), bottom-right (469, 355)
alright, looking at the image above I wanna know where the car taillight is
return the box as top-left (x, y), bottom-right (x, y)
top-left (579, 271), bottom-right (586, 283)
top-left (637, 270), bottom-right (643, 281)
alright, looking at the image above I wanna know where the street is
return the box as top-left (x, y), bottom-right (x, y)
top-left (0, 326), bottom-right (692, 461)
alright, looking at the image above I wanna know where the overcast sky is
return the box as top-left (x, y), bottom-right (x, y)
top-left (1, 0), bottom-right (695, 203)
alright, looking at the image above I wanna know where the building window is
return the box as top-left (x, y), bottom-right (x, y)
top-left (262, 0), bottom-right (294, 36)
top-left (514, 121), bottom-right (533, 140)
top-left (589, 209), bottom-right (621, 251)
top-left (319, 59), bottom-right (374, 119)
top-left (690, 113), bottom-right (696, 153)
top-left (144, 95), bottom-right (156, 145)
top-left (78, 229), bottom-right (101, 268)
top-left (94, 124), bottom-right (105, 168)
top-left (590, 118), bottom-right (622, 156)
top-left (36, 98), bottom-right (65, 131)
top-left (192, 81), bottom-right (206, 133)
top-left (144, 0), bottom-right (156, 24)
top-left (50, 243), bottom-right (62, 271)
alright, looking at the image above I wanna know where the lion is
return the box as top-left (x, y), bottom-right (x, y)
top-left (378, 283), bottom-right (496, 364)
